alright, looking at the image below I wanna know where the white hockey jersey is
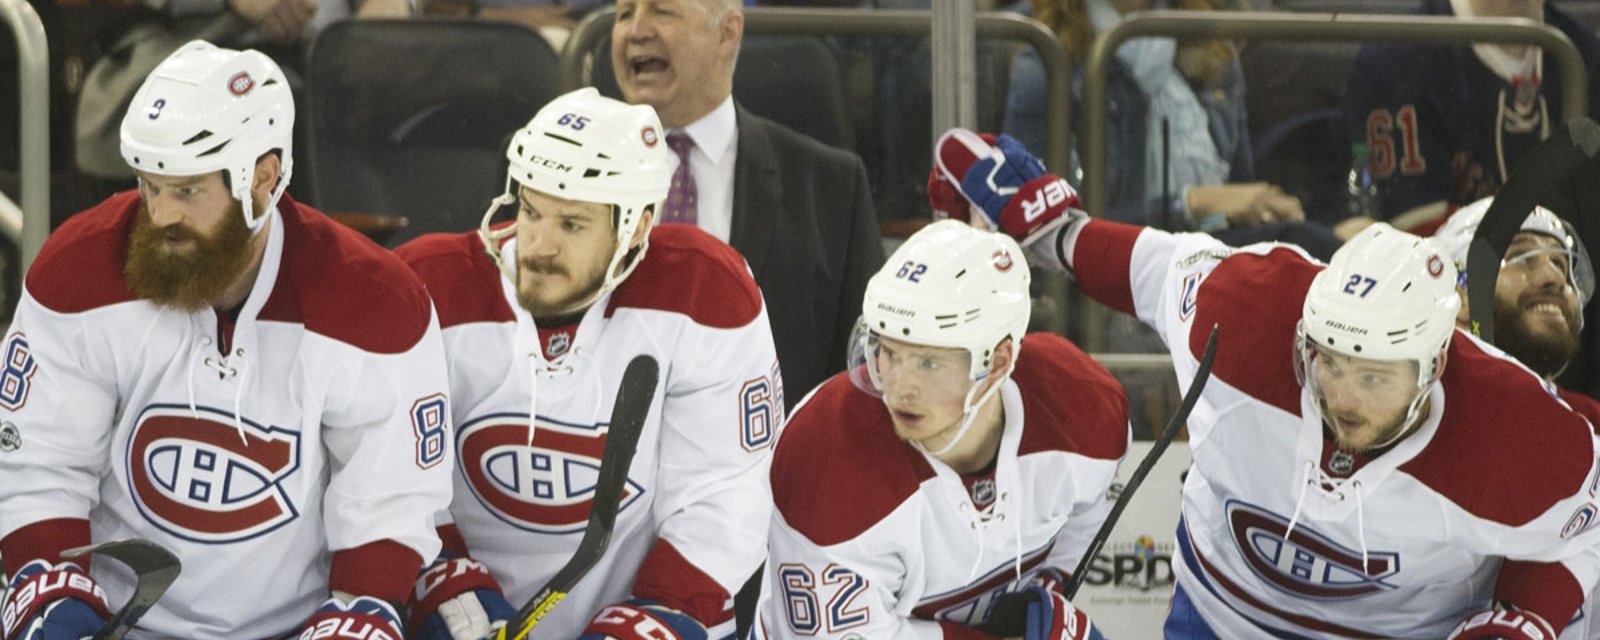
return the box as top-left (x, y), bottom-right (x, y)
top-left (0, 191), bottom-right (453, 639)
top-left (752, 333), bottom-right (1129, 639)
top-left (1067, 219), bottom-right (1600, 638)
top-left (398, 223), bottom-right (781, 638)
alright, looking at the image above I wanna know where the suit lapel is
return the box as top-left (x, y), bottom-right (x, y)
top-left (731, 105), bottom-right (781, 277)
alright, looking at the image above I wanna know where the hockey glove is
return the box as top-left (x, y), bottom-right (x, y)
top-left (1446, 608), bottom-right (1556, 640)
top-left (406, 555), bottom-right (513, 640)
top-left (928, 132), bottom-right (999, 223)
top-left (935, 128), bottom-right (1080, 246)
top-left (1020, 586), bottom-right (1104, 640)
top-left (0, 560), bottom-right (110, 640)
top-left (577, 599), bottom-right (708, 640)
top-left (298, 595), bottom-right (404, 640)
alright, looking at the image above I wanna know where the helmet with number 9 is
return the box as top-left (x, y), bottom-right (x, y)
top-left (478, 87), bottom-right (672, 299)
top-left (849, 220), bottom-right (1031, 453)
top-left (1295, 223), bottom-right (1460, 433)
top-left (120, 40), bottom-right (294, 233)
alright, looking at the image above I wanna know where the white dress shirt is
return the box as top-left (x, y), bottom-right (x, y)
top-left (670, 96), bottom-right (740, 243)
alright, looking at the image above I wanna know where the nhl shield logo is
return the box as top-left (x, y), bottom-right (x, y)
top-left (127, 404), bottom-right (302, 543)
top-left (546, 332), bottom-right (571, 358)
top-left (457, 413), bottom-right (643, 534)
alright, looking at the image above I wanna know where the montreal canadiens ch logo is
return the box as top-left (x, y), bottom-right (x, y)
top-left (1226, 500), bottom-right (1399, 599)
top-left (127, 405), bottom-right (302, 543)
top-left (457, 413), bottom-right (643, 534)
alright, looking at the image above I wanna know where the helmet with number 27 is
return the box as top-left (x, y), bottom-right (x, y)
top-left (1295, 223), bottom-right (1460, 450)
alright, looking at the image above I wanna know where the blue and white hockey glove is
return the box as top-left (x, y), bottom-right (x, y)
top-left (0, 560), bottom-right (111, 640)
top-left (297, 595), bottom-right (404, 640)
top-left (1020, 586), bottom-right (1104, 640)
top-left (406, 555), bottom-right (513, 640)
top-left (1447, 608), bottom-right (1556, 640)
top-left (935, 128), bottom-right (1080, 246)
top-left (577, 599), bottom-right (708, 640)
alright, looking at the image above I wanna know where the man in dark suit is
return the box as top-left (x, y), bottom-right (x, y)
top-left (611, 0), bottom-right (885, 409)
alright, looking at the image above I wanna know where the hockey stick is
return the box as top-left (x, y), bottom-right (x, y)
top-left (978, 325), bottom-right (1219, 636)
top-left (1467, 118), bottom-right (1600, 343)
top-left (59, 538), bottom-right (182, 640)
top-left (495, 354), bottom-right (660, 640)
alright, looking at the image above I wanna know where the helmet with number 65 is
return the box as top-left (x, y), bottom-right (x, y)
top-left (120, 40), bottom-right (294, 232)
top-left (478, 87), bottom-right (672, 300)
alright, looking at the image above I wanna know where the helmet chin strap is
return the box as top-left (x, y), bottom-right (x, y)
top-left (920, 359), bottom-right (1014, 458)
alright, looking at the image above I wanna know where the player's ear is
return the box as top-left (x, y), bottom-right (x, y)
top-left (250, 152), bottom-right (281, 207)
top-left (989, 336), bottom-right (1016, 380)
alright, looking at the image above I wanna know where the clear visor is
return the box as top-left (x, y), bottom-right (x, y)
top-left (1502, 243), bottom-right (1595, 308)
top-left (1293, 324), bottom-right (1435, 441)
top-left (846, 318), bottom-right (981, 405)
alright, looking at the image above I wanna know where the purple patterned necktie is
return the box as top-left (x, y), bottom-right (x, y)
top-left (662, 132), bottom-right (698, 225)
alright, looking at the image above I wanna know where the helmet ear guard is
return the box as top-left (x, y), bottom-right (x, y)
top-left (120, 40), bottom-right (295, 232)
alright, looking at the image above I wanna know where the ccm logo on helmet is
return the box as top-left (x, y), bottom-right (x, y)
top-left (457, 413), bottom-right (643, 534)
top-left (227, 72), bottom-right (254, 97)
top-left (1226, 500), bottom-right (1399, 599)
top-left (528, 155), bottom-right (574, 174)
top-left (127, 405), bottom-right (302, 543)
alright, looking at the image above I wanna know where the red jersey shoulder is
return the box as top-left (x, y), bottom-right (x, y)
top-left (608, 225), bottom-right (762, 330)
top-left (772, 373), bottom-right (933, 547)
top-left (26, 191), bottom-right (141, 314)
top-left (258, 199), bottom-right (432, 354)
top-left (1558, 388), bottom-right (1600, 432)
top-left (1013, 333), bottom-right (1128, 461)
top-left (1191, 247), bottom-right (1319, 416)
top-left (1400, 337), bottom-right (1597, 527)
top-left (394, 230), bottom-right (513, 329)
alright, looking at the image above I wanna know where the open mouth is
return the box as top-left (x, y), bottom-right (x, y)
top-left (630, 55), bottom-right (669, 79)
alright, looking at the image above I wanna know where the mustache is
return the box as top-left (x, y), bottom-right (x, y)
top-left (521, 259), bottom-right (567, 276)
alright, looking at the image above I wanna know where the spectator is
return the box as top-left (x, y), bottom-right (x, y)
top-left (1007, 0), bottom-right (1340, 259)
top-left (1339, 0), bottom-right (1600, 238)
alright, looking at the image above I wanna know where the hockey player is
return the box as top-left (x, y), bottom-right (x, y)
top-left (934, 128), bottom-right (1600, 639)
top-left (395, 87), bottom-right (781, 640)
top-left (1434, 198), bottom-right (1595, 383)
top-left (752, 220), bottom-right (1129, 639)
top-left (1435, 199), bottom-right (1600, 640)
top-left (0, 41), bottom-right (452, 640)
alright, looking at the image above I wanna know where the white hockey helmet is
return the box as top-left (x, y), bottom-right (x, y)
top-left (121, 40), bottom-right (294, 232)
top-left (849, 221), bottom-right (1030, 453)
top-left (479, 87), bottom-right (672, 296)
top-left (1295, 223), bottom-right (1459, 431)
top-left (1434, 196), bottom-right (1595, 310)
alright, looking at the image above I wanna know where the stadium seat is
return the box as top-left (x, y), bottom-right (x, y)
top-left (304, 19), bottom-right (560, 246)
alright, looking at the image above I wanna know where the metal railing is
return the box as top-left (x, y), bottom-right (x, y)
top-left (562, 6), bottom-right (1073, 175)
top-left (1, 0), bottom-right (48, 275)
top-left (1082, 11), bottom-right (1589, 215)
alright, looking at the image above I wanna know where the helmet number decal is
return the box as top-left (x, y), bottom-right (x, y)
top-left (148, 98), bottom-right (167, 120)
top-left (1343, 274), bottom-right (1378, 297)
top-left (895, 261), bottom-right (928, 283)
top-left (556, 113), bottom-right (591, 131)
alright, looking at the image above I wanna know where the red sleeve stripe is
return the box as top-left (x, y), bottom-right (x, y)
top-left (330, 540), bottom-right (423, 604)
top-left (631, 539), bottom-right (733, 628)
top-left (1, 518), bottom-right (91, 576)
top-left (437, 524), bottom-right (471, 559)
top-left (1070, 220), bottom-right (1143, 316)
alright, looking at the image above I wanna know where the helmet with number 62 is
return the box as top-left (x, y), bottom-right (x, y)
top-left (848, 220), bottom-right (1031, 452)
